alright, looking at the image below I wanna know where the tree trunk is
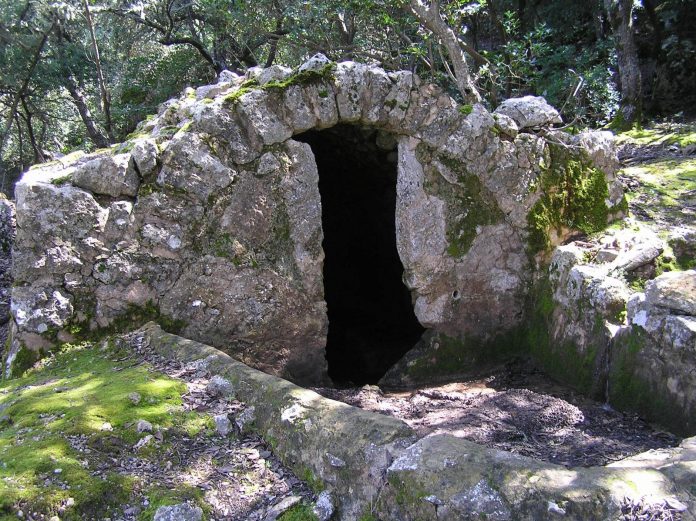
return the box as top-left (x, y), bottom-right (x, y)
top-left (20, 97), bottom-right (45, 164)
top-left (605, 0), bottom-right (642, 128)
top-left (83, 0), bottom-right (114, 142)
top-left (518, 0), bottom-right (527, 33)
top-left (0, 27), bottom-right (51, 160)
top-left (406, 0), bottom-right (482, 104)
top-left (65, 74), bottom-right (110, 149)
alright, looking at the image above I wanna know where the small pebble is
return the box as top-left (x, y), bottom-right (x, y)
top-left (136, 419), bottom-right (153, 433)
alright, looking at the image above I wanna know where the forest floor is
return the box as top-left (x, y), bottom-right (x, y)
top-left (617, 120), bottom-right (696, 235)
top-left (315, 359), bottom-right (679, 468)
top-left (0, 342), bottom-right (317, 521)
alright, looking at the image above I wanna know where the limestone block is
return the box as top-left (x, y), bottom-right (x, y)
top-left (494, 95), bottom-right (562, 128)
top-left (645, 270), bottom-right (696, 315)
top-left (236, 89), bottom-right (293, 146)
top-left (257, 64), bottom-right (293, 85)
top-left (72, 153), bottom-right (140, 198)
top-left (157, 132), bottom-right (235, 202)
top-left (334, 61), bottom-right (369, 122)
top-left (129, 138), bottom-right (159, 178)
top-left (298, 53), bottom-right (331, 72)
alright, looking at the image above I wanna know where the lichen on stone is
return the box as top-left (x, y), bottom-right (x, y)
top-left (416, 145), bottom-right (504, 258)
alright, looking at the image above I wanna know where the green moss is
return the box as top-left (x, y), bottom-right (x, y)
top-left (278, 503), bottom-right (319, 521)
top-left (0, 343), bottom-right (213, 519)
top-left (125, 130), bottom-right (151, 141)
top-left (262, 63), bottom-right (336, 92)
top-left (606, 326), bottom-right (688, 434)
top-left (404, 329), bottom-right (522, 384)
top-left (525, 277), bottom-right (609, 398)
top-left (458, 104), bottom-right (473, 115)
top-left (621, 157), bottom-right (696, 225)
top-left (9, 345), bottom-right (40, 378)
top-left (615, 121), bottom-right (696, 148)
top-left (68, 301), bottom-right (185, 346)
top-left (176, 121), bottom-right (193, 135)
top-left (384, 98), bottom-right (398, 109)
top-left (50, 174), bottom-right (72, 186)
top-left (298, 466), bottom-right (324, 494)
top-left (607, 108), bottom-right (635, 132)
top-left (526, 143), bottom-right (610, 253)
top-left (223, 64), bottom-right (336, 107)
top-left (109, 301), bottom-right (185, 337)
top-left (418, 147), bottom-right (503, 258)
top-left (222, 78), bottom-right (260, 105)
top-left (156, 126), bottom-right (180, 138)
top-left (138, 485), bottom-right (206, 521)
top-left (138, 183), bottom-right (157, 196)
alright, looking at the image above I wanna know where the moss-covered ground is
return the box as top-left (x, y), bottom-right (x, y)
top-left (0, 342), bottom-right (212, 520)
top-left (615, 121), bottom-right (696, 148)
top-left (621, 157), bottom-right (696, 226)
top-left (0, 340), bottom-right (316, 520)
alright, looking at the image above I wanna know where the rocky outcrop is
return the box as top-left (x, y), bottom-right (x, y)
top-left (7, 55), bottom-right (622, 384)
top-left (531, 222), bottom-right (696, 435)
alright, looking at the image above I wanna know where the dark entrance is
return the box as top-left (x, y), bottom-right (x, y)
top-left (296, 126), bottom-right (425, 385)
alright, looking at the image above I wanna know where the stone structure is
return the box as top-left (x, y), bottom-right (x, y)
top-left (5, 55), bottom-right (624, 385)
top-left (531, 225), bottom-right (696, 435)
top-left (132, 323), bottom-right (696, 521)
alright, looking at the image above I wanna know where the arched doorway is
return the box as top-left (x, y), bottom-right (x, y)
top-left (296, 125), bottom-right (425, 385)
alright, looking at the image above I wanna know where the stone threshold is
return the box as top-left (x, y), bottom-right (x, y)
top-left (133, 323), bottom-right (696, 521)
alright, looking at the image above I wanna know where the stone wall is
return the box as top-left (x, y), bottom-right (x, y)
top-left (5, 56), bottom-right (623, 384)
top-left (132, 323), bottom-right (696, 521)
top-left (532, 230), bottom-right (696, 435)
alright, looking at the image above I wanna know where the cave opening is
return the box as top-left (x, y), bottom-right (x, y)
top-left (296, 125), bottom-right (425, 386)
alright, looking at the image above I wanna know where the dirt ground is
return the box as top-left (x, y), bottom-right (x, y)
top-left (314, 359), bottom-right (680, 468)
top-left (129, 339), bottom-right (317, 520)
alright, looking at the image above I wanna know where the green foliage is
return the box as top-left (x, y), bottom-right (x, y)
top-left (482, 12), bottom-right (619, 125)
top-left (1, 0), bottom-right (694, 192)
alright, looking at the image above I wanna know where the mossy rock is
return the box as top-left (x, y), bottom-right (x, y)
top-left (527, 143), bottom-right (610, 254)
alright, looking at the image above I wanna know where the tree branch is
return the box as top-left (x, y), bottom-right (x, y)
top-left (406, 0), bottom-right (482, 103)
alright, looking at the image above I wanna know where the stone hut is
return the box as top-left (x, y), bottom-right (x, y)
top-left (4, 55), bottom-right (623, 387)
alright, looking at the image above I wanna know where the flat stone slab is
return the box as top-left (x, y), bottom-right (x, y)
top-left (134, 323), bottom-right (696, 521)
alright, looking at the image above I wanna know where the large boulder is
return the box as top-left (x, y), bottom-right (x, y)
top-left (493, 96), bottom-right (562, 129)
